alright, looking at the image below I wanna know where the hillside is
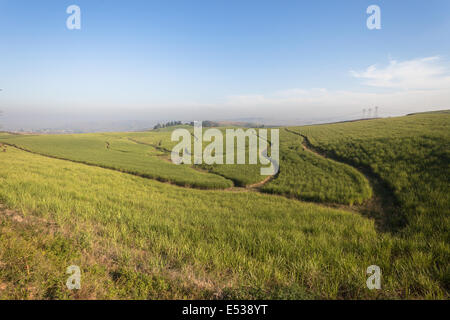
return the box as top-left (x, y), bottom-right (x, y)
top-left (0, 111), bottom-right (448, 299)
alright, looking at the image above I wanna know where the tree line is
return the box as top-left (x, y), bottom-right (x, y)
top-left (153, 120), bottom-right (221, 130)
top-left (153, 121), bottom-right (183, 130)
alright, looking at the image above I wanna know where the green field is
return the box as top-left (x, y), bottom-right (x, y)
top-left (0, 111), bottom-right (448, 299)
top-left (0, 132), bottom-right (233, 189)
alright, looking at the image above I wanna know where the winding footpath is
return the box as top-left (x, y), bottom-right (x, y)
top-left (128, 135), bottom-right (277, 190)
top-left (284, 128), bottom-right (402, 232)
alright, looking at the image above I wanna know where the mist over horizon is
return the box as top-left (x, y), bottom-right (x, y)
top-left (0, 105), bottom-right (447, 133)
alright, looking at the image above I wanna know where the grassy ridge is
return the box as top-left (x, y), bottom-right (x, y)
top-left (95, 129), bottom-right (267, 187)
top-left (0, 133), bottom-right (233, 189)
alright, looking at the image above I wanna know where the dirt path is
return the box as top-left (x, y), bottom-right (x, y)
top-left (247, 175), bottom-right (273, 189)
top-left (284, 128), bottom-right (404, 233)
top-left (247, 145), bottom-right (278, 189)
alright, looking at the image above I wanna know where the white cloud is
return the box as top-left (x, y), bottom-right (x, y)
top-left (206, 57), bottom-right (450, 122)
top-left (350, 56), bottom-right (450, 90)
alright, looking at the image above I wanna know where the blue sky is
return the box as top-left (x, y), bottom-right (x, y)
top-left (1, 0), bottom-right (449, 129)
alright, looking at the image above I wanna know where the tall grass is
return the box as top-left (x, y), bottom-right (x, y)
top-left (0, 147), bottom-right (395, 299)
